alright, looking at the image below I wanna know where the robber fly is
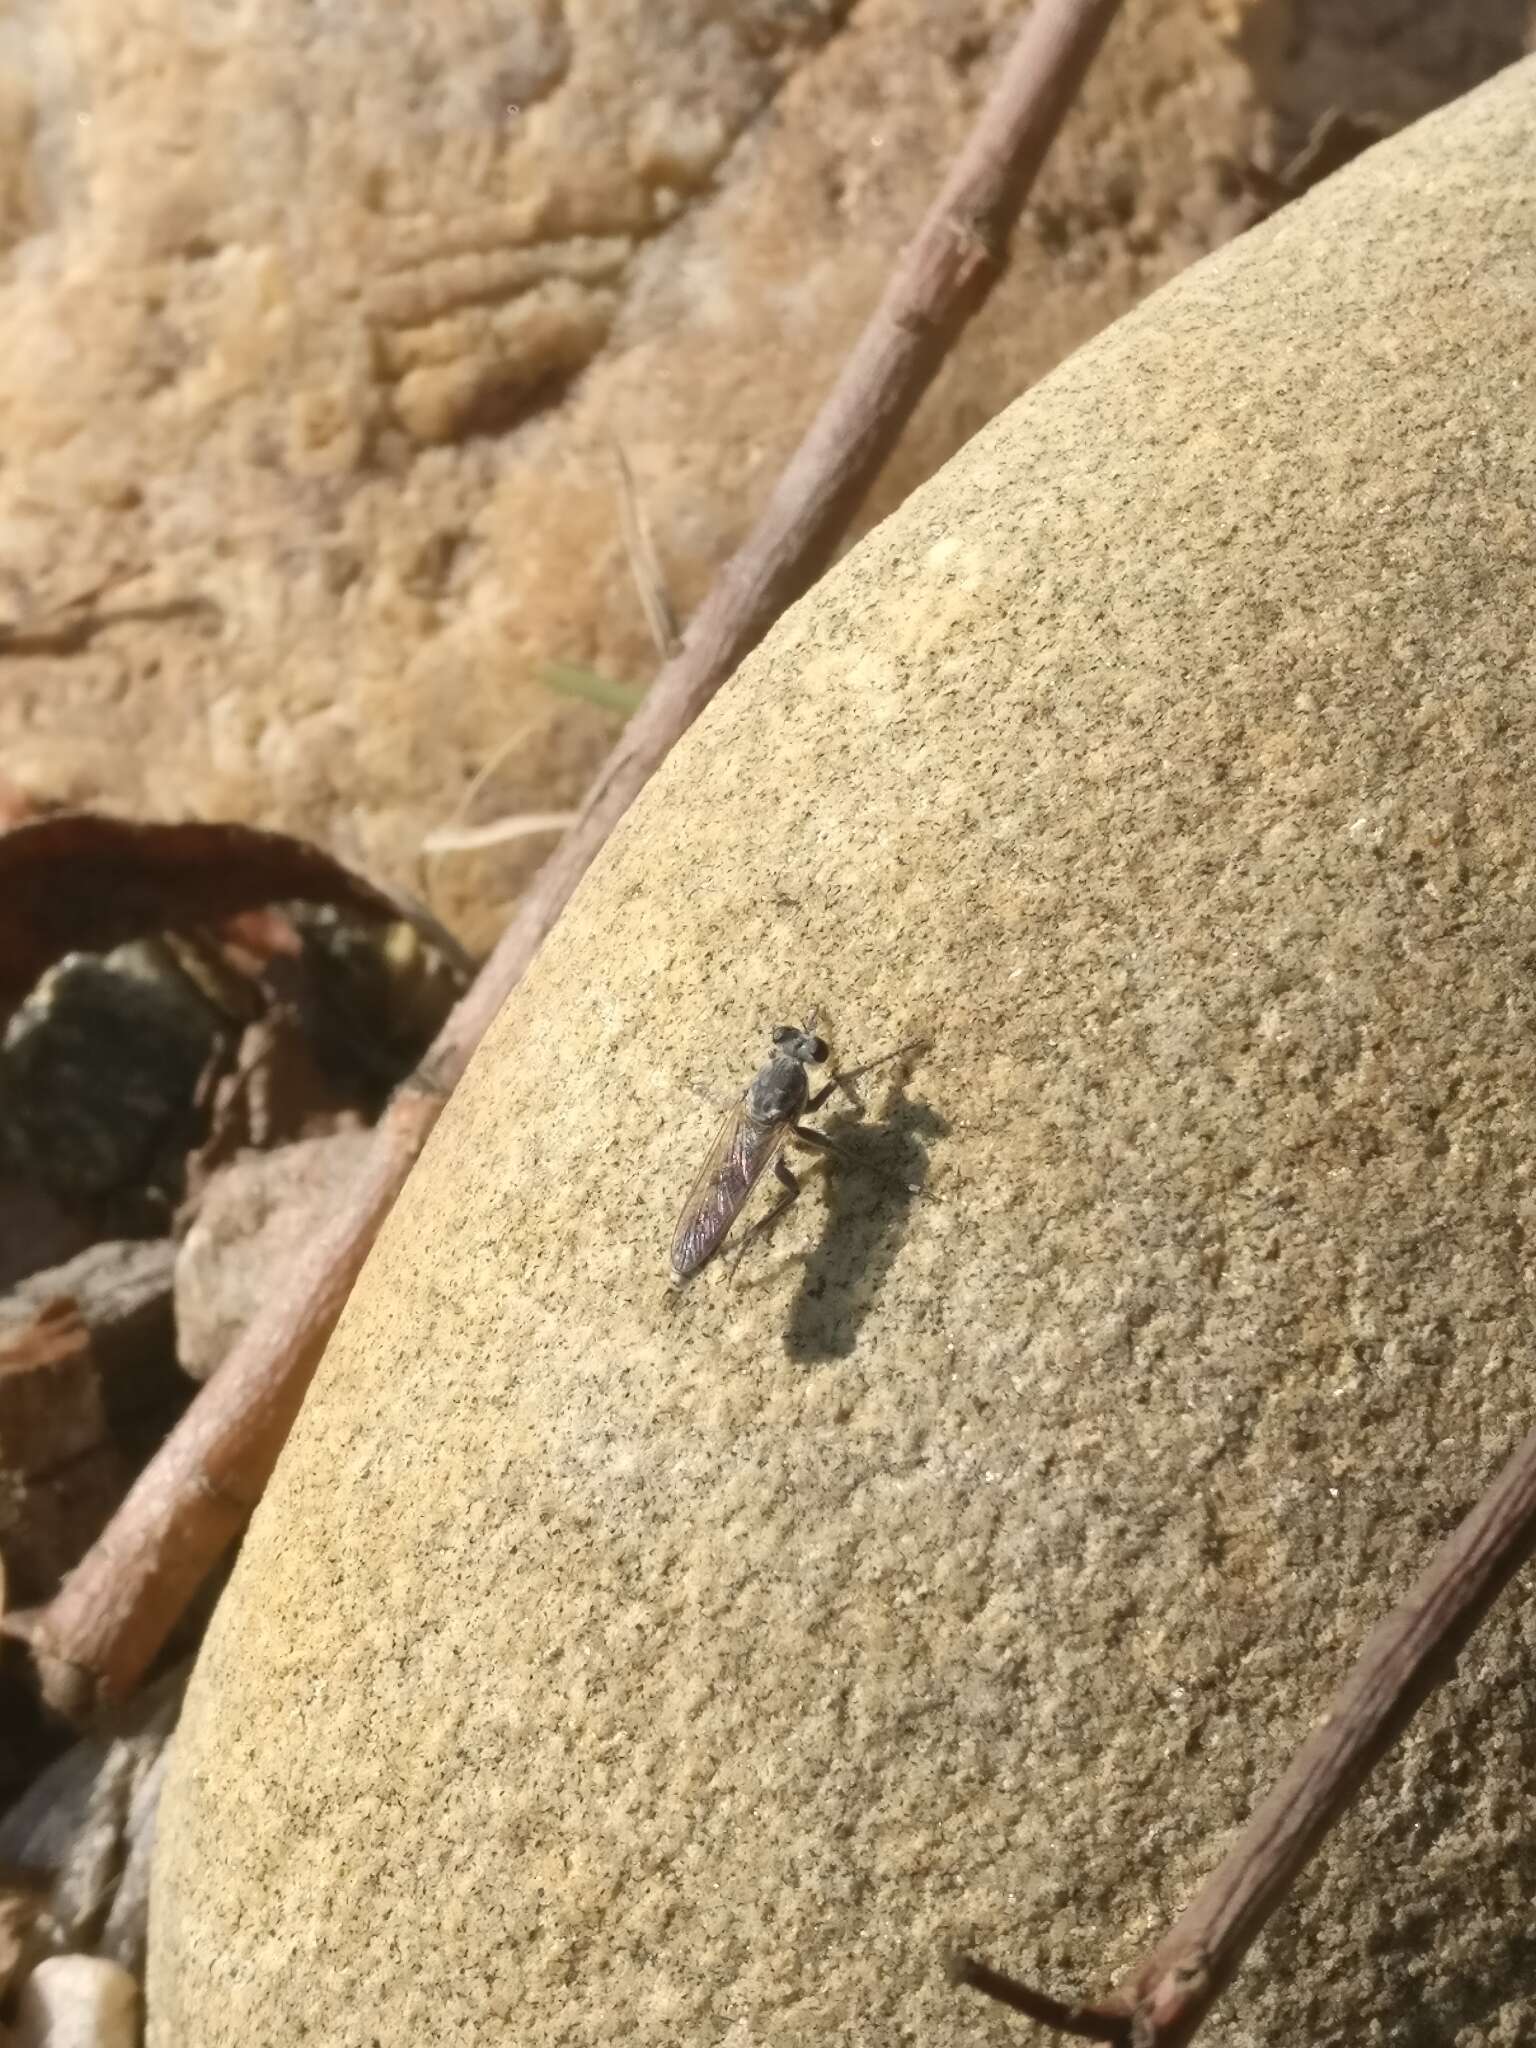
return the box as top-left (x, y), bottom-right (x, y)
top-left (669, 1016), bottom-right (914, 1286)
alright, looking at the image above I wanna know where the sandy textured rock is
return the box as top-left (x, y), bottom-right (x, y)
top-left (0, 2), bottom-right (1525, 949)
top-left (154, 59), bottom-right (1536, 2048)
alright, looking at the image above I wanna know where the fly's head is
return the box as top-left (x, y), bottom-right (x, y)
top-left (771, 1023), bottom-right (829, 1068)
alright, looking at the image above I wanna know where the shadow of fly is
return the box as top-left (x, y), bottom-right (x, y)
top-left (669, 1014), bottom-right (920, 1287)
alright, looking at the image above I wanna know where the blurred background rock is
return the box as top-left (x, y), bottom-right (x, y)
top-left (0, 0), bottom-right (1528, 952)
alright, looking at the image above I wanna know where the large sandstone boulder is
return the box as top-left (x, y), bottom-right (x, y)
top-left (0, 2), bottom-right (1524, 947)
top-left (152, 57), bottom-right (1536, 2048)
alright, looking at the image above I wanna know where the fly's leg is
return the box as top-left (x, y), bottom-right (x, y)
top-left (791, 1122), bottom-right (921, 1195)
top-left (727, 1119), bottom-right (921, 1285)
top-left (727, 1155), bottom-right (803, 1280)
top-left (817, 1037), bottom-right (928, 1116)
top-left (805, 1069), bottom-right (877, 1118)
top-left (810, 1071), bottom-right (866, 1116)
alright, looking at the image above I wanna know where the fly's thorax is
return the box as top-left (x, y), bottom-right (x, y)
top-left (747, 1056), bottom-right (810, 1124)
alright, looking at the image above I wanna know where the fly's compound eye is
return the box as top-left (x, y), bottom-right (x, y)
top-left (772, 1025), bottom-right (827, 1063)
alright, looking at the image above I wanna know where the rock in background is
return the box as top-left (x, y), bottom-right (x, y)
top-left (0, 1), bottom-right (1528, 950)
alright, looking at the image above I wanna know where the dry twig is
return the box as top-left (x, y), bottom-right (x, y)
top-left (31, 0), bottom-right (1125, 1718)
top-left (952, 1415), bottom-right (1536, 2043)
top-left (0, 569), bottom-right (219, 659)
top-left (419, 811), bottom-right (580, 857)
top-left (1238, 108), bottom-right (1393, 225)
top-left (612, 442), bottom-right (680, 658)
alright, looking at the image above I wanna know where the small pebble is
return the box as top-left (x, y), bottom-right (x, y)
top-left (15, 1957), bottom-right (138, 2048)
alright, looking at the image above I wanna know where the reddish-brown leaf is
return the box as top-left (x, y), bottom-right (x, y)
top-left (0, 815), bottom-right (401, 1026)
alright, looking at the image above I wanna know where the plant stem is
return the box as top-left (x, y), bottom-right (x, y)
top-left (954, 1417), bottom-right (1536, 2043)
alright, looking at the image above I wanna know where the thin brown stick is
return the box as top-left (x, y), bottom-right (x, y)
top-left (29, 0), bottom-right (1124, 1719)
top-left (954, 1417), bottom-right (1536, 2044)
top-left (612, 441), bottom-right (680, 658)
top-left (21, 1099), bottom-right (440, 1719)
top-left (948, 1953), bottom-right (1128, 2041)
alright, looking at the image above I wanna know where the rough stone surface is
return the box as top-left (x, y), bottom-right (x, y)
top-left (154, 59), bottom-right (1536, 2048)
top-left (173, 1132), bottom-right (375, 1381)
top-left (0, 3), bottom-right (1527, 950)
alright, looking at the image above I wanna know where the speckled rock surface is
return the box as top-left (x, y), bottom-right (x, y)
top-left (153, 59), bottom-right (1536, 2048)
top-left (0, 2), bottom-right (1526, 948)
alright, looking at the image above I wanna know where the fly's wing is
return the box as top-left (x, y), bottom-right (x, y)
top-left (670, 1100), bottom-right (788, 1281)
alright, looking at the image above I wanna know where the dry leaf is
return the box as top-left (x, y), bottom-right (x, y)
top-left (0, 815), bottom-right (401, 1028)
